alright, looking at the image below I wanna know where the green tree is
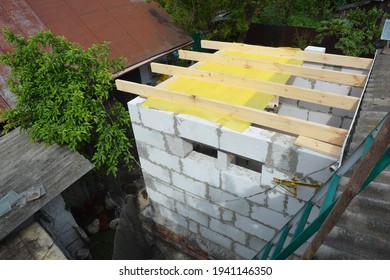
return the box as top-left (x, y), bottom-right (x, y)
top-left (316, 7), bottom-right (386, 57)
top-left (152, 0), bottom-right (264, 41)
top-left (0, 29), bottom-right (134, 175)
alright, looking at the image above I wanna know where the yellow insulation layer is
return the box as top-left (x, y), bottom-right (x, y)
top-left (142, 49), bottom-right (302, 132)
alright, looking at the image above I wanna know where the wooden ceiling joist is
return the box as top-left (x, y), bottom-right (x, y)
top-left (151, 63), bottom-right (359, 111)
top-left (179, 50), bottom-right (367, 87)
top-left (294, 136), bottom-right (342, 158)
top-left (201, 40), bottom-right (373, 70)
top-left (116, 79), bottom-right (347, 147)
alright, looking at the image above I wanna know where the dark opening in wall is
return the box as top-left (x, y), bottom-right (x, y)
top-left (233, 155), bottom-right (263, 173)
top-left (192, 143), bottom-right (218, 159)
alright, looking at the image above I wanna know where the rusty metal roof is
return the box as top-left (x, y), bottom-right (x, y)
top-left (0, 0), bottom-right (192, 111)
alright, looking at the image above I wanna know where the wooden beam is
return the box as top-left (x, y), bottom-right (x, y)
top-left (294, 136), bottom-right (342, 158)
top-left (201, 40), bottom-right (373, 70)
top-left (151, 63), bottom-right (359, 111)
top-left (116, 79), bottom-right (347, 146)
top-left (179, 50), bottom-right (367, 87)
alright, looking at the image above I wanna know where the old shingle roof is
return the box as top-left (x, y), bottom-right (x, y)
top-left (0, 0), bottom-right (192, 111)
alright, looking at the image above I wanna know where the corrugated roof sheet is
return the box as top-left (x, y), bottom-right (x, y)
top-left (0, 127), bottom-right (94, 241)
top-left (0, 0), bottom-right (192, 110)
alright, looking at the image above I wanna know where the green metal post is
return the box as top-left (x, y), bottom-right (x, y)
top-left (320, 174), bottom-right (340, 214)
top-left (291, 202), bottom-right (313, 241)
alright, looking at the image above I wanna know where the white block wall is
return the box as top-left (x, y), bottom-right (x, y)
top-left (280, 46), bottom-right (367, 130)
top-left (128, 94), bottom-right (338, 259)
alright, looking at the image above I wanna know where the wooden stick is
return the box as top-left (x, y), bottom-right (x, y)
top-left (201, 40), bottom-right (373, 70)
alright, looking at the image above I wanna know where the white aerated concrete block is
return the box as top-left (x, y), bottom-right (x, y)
top-left (221, 209), bottom-right (234, 222)
top-left (304, 46), bottom-right (326, 53)
top-left (261, 165), bottom-right (290, 189)
top-left (218, 151), bottom-right (234, 170)
top-left (234, 243), bottom-right (257, 259)
top-left (278, 104), bottom-right (309, 120)
top-left (266, 190), bottom-right (287, 214)
top-left (139, 158), bottom-right (171, 184)
top-left (159, 206), bottom-right (188, 228)
top-left (298, 101), bottom-right (331, 114)
top-left (210, 218), bottom-right (246, 245)
top-left (147, 188), bottom-right (176, 212)
top-left (176, 114), bottom-right (220, 147)
top-left (132, 125), bottom-right (165, 150)
top-left (209, 187), bottom-right (250, 216)
top-left (153, 180), bottom-right (185, 204)
top-left (172, 172), bottom-right (207, 197)
top-left (189, 220), bottom-right (199, 234)
top-left (176, 202), bottom-right (209, 226)
top-left (235, 214), bottom-right (276, 241)
top-left (185, 195), bottom-right (221, 219)
top-left (221, 164), bottom-right (261, 197)
top-left (296, 148), bottom-right (335, 183)
top-left (341, 66), bottom-right (367, 75)
top-left (138, 142), bottom-right (180, 171)
top-left (342, 117), bottom-right (353, 130)
top-left (128, 98), bottom-right (144, 124)
top-left (288, 76), bottom-right (314, 89)
top-left (164, 134), bottom-right (193, 157)
top-left (219, 126), bottom-right (273, 163)
top-left (180, 152), bottom-right (220, 187)
top-left (200, 226), bottom-right (232, 250)
top-left (308, 111), bottom-right (342, 127)
top-left (250, 205), bottom-right (290, 230)
top-left (285, 195), bottom-right (305, 216)
top-left (350, 87), bottom-right (364, 98)
top-left (139, 105), bottom-right (176, 134)
top-left (315, 80), bottom-right (351, 96)
top-left (248, 235), bottom-right (267, 252)
top-left (332, 107), bottom-right (355, 119)
top-left (279, 96), bottom-right (299, 106)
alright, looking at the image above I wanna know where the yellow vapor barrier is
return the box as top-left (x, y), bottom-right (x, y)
top-left (142, 49), bottom-right (303, 132)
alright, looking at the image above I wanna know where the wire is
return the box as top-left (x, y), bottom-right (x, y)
top-left (297, 160), bottom-right (338, 181)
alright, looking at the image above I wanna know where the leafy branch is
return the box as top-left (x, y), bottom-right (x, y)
top-left (0, 29), bottom-right (134, 176)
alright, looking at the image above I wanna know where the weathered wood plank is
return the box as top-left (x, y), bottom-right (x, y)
top-left (116, 79), bottom-right (347, 146)
top-left (201, 40), bottom-right (373, 70)
top-left (151, 63), bottom-right (359, 110)
top-left (0, 128), bottom-right (94, 241)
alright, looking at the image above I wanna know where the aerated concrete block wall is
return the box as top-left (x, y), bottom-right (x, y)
top-left (128, 92), bottom-right (337, 259)
top-left (279, 46), bottom-right (367, 130)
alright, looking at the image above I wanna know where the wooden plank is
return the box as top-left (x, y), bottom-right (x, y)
top-left (179, 50), bottom-right (367, 87)
top-left (294, 136), bottom-right (342, 158)
top-left (201, 40), bottom-right (373, 70)
top-left (151, 63), bottom-right (359, 111)
top-left (116, 79), bottom-right (347, 146)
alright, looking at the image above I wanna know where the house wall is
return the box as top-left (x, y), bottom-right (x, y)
top-left (128, 94), bottom-right (336, 259)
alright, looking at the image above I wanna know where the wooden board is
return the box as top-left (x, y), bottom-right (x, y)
top-left (116, 79), bottom-right (347, 146)
top-left (151, 63), bottom-right (359, 111)
top-left (201, 40), bottom-right (373, 70)
top-left (179, 50), bottom-right (367, 87)
top-left (294, 136), bottom-right (342, 158)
